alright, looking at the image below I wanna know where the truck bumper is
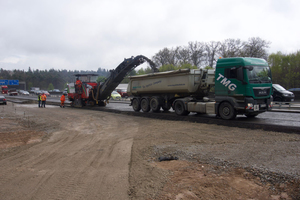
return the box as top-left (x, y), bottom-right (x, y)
top-left (215, 96), bottom-right (273, 115)
top-left (243, 97), bottom-right (273, 114)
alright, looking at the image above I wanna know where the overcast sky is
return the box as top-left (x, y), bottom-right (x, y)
top-left (1, 0), bottom-right (299, 72)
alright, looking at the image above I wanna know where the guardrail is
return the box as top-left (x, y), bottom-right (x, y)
top-left (273, 101), bottom-right (300, 108)
top-left (293, 91), bottom-right (300, 101)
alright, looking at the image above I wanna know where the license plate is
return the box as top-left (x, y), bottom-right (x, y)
top-left (291, 99), bottom-right (294, 101)
top-left (260, 104), bottom-right (266, 108)
top-left (254, 105), bottom-right (259, 111)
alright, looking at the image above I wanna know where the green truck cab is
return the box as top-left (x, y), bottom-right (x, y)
top-left (215, 57), bottom-right (273, 119)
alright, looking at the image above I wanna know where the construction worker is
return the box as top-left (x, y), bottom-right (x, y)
top-left (38, 93), bottom-right (41, 107)
top-left (60, 94), bottom-right (66, 108)
top-left (41, 93), bottom-right (47, 108)
top-left (75, 77), bottom-right (82, 94)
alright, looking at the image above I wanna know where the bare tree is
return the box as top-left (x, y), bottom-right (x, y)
top-left (176, 46), bottom-right (190, 65)
top-left (205, 41), bottom-right (221, 68)
top-left (152, 37), bottom-right (271, 69)
top-left (152, 47), bottom-right (178, 67)
top-left (219, 38), bottom-right (245, 58)
top-left (241, 37), bottom-right (271, 60)
top-left (152, 48), bottom-right (169, 66)
top-left (187, 41), bottom-right (206, 68)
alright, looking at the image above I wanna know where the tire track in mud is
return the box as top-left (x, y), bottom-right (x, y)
top-left (0, 105), bottom-right (139, 200)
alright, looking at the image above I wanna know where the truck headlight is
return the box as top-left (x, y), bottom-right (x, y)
top-left (247, 103), bottom-right (253, 107)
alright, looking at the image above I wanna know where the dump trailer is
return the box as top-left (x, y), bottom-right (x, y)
top-left (67, 55), bottom-right (158, 107)
top-left (127, 57), bottom-right (273, 120)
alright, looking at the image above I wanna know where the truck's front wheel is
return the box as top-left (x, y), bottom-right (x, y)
top-left (218, 102), bottom-right (236, 120)
top-left (174, 101), bottom-right (189, 116)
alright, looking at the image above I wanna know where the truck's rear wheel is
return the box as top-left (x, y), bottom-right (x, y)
top-left (150, 97), bottom-right (161, 112)
top-left (141, 98), bottom-right (150, 112)
top-left (218, 102), bottom-right (236, 120)
top-left (132, 98), bottom-right (141, 112)
top-left (174, 101), bottom-right (189, 116)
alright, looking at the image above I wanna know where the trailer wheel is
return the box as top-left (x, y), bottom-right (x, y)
top-left (174, 101), bottom-right (189, 116)
top-left (132, 98), bottom-right (141, 112)
top-left (218, 102), bottom-right (236, 120)
top-left (150, 97), bottom-right (161, 112)
top-left (141, 98), bottom-right (150, 112)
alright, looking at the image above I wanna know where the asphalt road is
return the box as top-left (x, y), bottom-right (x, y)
top-left (5, 95), bottom-right (300, 133)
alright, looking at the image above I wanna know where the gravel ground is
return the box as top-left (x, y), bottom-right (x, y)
top-left (0, 102), bottom-right (299, 199)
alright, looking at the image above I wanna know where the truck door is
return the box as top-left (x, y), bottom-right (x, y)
top-left (215, 67), bottom-right (245, 97)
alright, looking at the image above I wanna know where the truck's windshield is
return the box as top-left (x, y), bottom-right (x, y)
top-left (246, 66), bottom-right (271, 83)
top-left (78, 75), bottom-right (98, 83)
top-left (90, 76), bottom-right (98, 82)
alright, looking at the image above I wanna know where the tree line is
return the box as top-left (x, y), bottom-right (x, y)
top-left (0, 67), bottom-right (109, 91)
top-left (152, 37), bottom-right (270, 69)
top-left (268, 51), bottom-right (300, 89)
top-left (134, 37), bottom-right (271, 74)
top-left (0, 37), bottom-right (299, 91)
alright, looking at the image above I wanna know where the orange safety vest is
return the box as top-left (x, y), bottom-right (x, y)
top-left (60, 95), bottom-right (65, 101)
top-left (41, 94), bottom-right (47, 101)
top-left (76, 80), bottom-right (82, 86)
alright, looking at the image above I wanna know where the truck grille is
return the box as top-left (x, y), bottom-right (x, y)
top-left (253, 87), bottom-right (271, 97)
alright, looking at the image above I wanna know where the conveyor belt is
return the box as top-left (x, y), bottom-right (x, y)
top-left (97, 55), bottom-right (158, 101)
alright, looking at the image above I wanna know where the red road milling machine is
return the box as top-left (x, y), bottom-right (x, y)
top-left (67, 55), bottom-right (158, 107)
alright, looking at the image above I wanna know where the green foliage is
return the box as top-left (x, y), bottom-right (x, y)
top-left (159, 64), bottom-right (176, 72)
top-left (134, 63), bottom-right (198, 74)
top-left (63, 83), bottom-right (68, 90)
top-left (28, 82), bottom-right (33, 90)
top-left (48, 83), bottom-right (54, 91)
top-left (121, 77), bottom-right (130, 83)
top-left (268, 51), bottom-right (300, 89)
top-left (97, 75), bottom-right (107, 83)
top-left (120, 70), bottom-right (137, 83)
top-left (178, 63), bottom-right (197, 70)
top-left (136, 68), bottom-right (146, 75)
top-left (205, 66), bottom-right (214, 70)
top-left (0, 68), bottom-right (109, 91)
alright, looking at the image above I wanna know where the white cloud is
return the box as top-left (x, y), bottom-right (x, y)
top-left (0, 0), bottom-right (300, 71)
top-left (0, 56), bottom-right (25, 64)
